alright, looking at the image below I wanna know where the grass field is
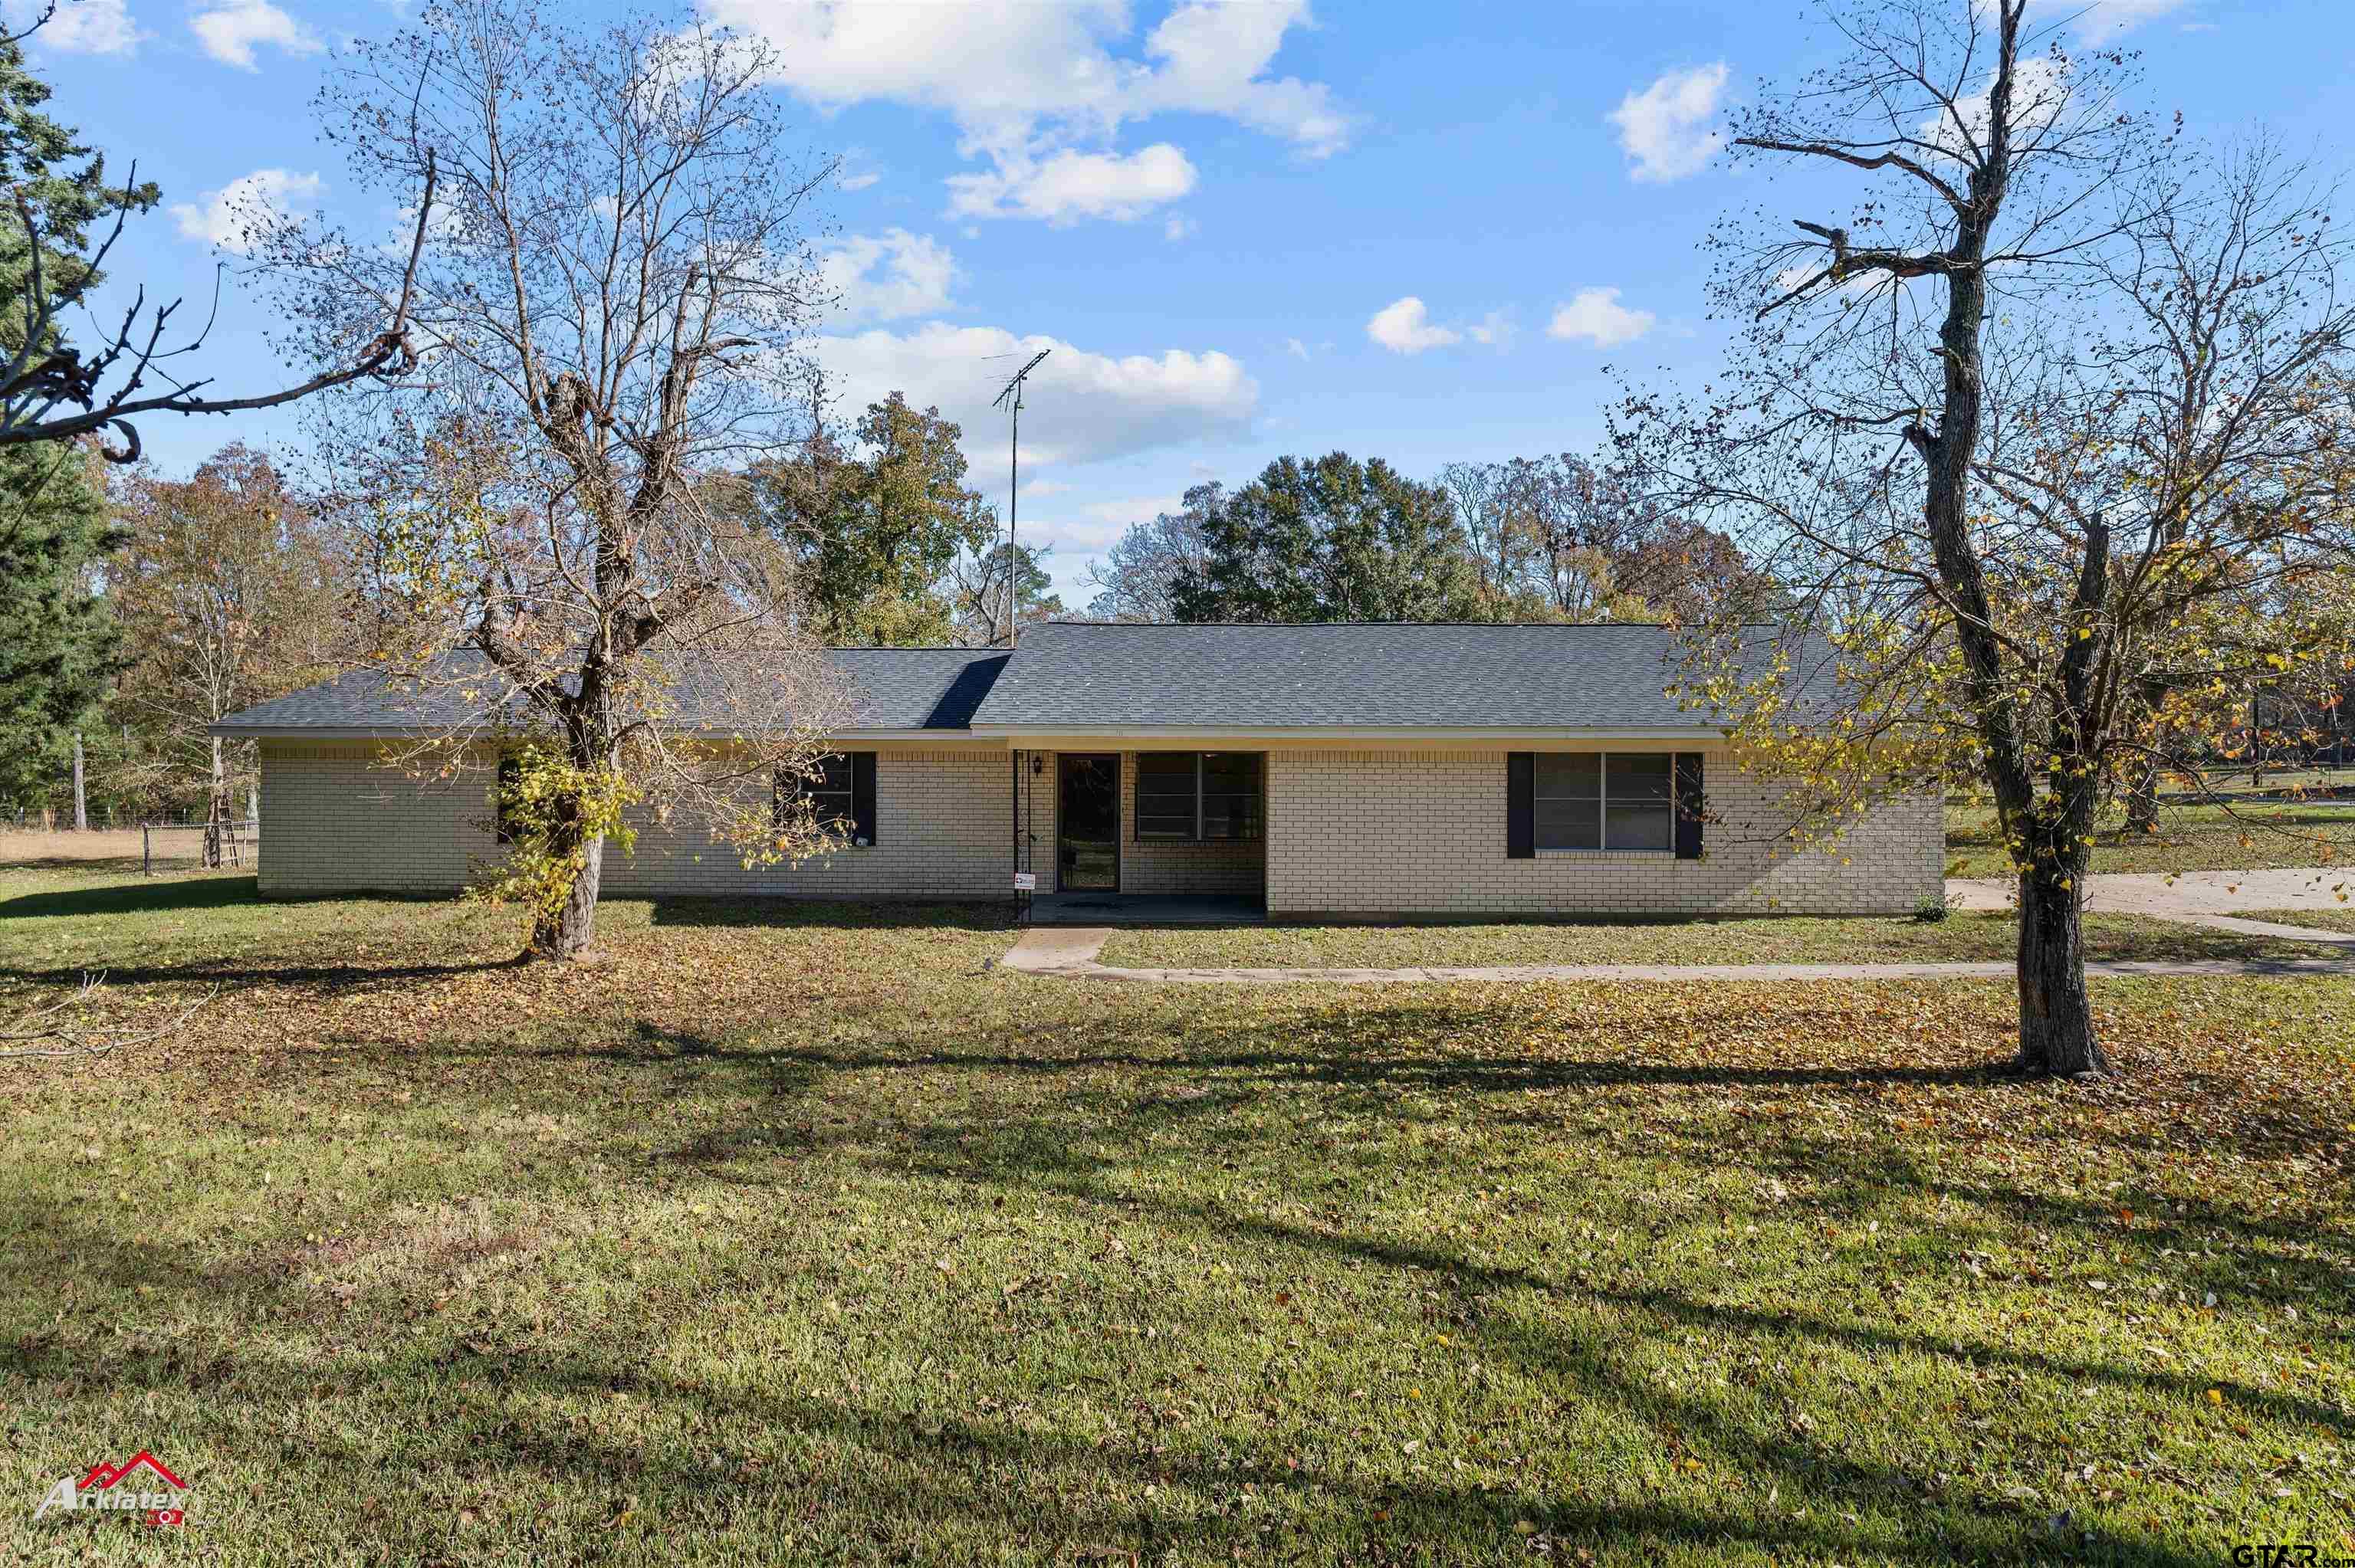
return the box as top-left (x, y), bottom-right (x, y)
top-left (1943, 799), bottom-right (2355, 876)
top-left (2244, 907), bottom-right (2355, 937)
top-left (1095, 910), bottom-right (2344, 970)
top-left (5, 864), bottom-right (2353, 1564)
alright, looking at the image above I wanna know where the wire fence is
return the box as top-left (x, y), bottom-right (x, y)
top-left (141, 819), bottom-right (263, 874)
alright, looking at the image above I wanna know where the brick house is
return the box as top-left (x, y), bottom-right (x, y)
top-left (213, 622), bottom-right (1943, 917)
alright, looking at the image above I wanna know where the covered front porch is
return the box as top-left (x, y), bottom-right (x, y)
top-left (1010, 746), bottom-right (1267, 908)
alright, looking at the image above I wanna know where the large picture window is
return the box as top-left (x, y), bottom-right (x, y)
top-left (774, 752), bottom-right (877, 846)
top-left (1532, 753), bottom-right (1674, 852)
top-left (1135, 752), bottom-right (1263, 841)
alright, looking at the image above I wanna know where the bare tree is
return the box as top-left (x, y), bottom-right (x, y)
top-left (1079, 483), bottom-right (1219, 622)
top-left (2071, 137), bottom-right (2355, 832)
top-left (0, 972), bottom-right (217, 1061)
top-left (0, 18), bottom-right (433, 466)
top-left (1616, 0), bottom-right (2355, 1078)
top-left (264, 0), bottom-right (854, 959)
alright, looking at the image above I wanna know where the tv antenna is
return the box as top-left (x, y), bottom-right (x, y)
top-left (990, 349), bottom-right (1051, 647)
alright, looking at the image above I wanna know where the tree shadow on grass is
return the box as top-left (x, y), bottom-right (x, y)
top-left (0, 873), bottom-right (268, 920)
top-left (645, 896), bottom-right (1014, 933)
top-left (0, 1183), bottom-right (2250, 1568)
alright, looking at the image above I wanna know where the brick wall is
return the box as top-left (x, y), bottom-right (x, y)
top-left (1264, 747), bottom-right (1942, 917)
top-left (258, 740), bottom-right (1019, 901)
top-left (259, 739), bottom-right (1940, 915)
top-left (258, 741), bottom-right (479, 894)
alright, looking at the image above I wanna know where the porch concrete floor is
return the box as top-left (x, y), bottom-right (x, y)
top-left (1025, 893), bottom-right (1265, 927)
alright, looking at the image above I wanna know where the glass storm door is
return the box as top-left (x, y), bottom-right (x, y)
top-left (1057, 754), bottom-right (1120, 891)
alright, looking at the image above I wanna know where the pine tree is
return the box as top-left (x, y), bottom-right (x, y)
top-left (0, 441), bottom-right (117, 809)
top-left (0, 37), bottom-right (153, 809)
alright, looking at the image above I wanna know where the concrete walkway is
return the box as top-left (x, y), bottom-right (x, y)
top-left (1000, 866), bottom-right (2355, 984)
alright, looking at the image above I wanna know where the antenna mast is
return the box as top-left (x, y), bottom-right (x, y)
top-left (990, 349), bottom-right (1051, 647)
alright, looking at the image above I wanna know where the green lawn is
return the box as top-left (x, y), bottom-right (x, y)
top-left (1945, 799), bottom-right (2355, 876)
top-left (2242, 907), bottom-right (2355, 937)
top-left (1095, 910), bottom-right (2344, 971)
top-left (5, 865), bottom-right (2353, 1564)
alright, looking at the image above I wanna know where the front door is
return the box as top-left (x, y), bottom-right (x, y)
top-left (1058, 753), bottom-right (1119, 891)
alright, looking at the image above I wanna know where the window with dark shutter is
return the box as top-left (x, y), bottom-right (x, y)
top-left (1506, 753), bottom-right (1535, 859)
top-left (1523, 752), bottom-right (1685, 853)
top-left (774, 752), bottom-right (877, 846)
top-left (1673, 753), bottom-right (1706, 859)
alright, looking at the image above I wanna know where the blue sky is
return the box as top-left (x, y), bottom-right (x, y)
top-left (18, 0), bottom-right (2355, 606)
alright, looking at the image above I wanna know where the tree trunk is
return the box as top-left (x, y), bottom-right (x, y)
top-left (206, 734), bottom-right (228, 868)
top-left (71, 733), bottom-right (86, 831)
top-left (530, 828), bottom-right (603, 959)
top-left (2015, 862), bottom-right (2106, 1078)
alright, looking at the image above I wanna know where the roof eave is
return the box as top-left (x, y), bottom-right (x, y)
top-left (968, 723), bottom-right (1729, 743)
top-left (215, 724), bottom-right (1004, 744)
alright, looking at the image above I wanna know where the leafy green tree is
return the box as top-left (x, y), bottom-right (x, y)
top-left (0, 441), bottom-right (115, 809)
top-left (1171, 452), bottom-right (1487, 623)
top-left (753, 393), bottom-right (995, 645)
top-left (110, 445), bottom-right (346, 835)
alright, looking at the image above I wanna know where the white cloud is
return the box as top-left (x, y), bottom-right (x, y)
top-left (189, 0), bottom-right (320, 69)
top-left (169, 168), bottom-right (325, 253)
top-left (1919, 54), bottom-right (2065, 166)
top-left (946, 143), bottom-right (1196, 225)
top-left (18, 0), bottom-right (145, 54)
top-left (1608, 62), bottom-right (1727, 183)
top-left (1546, 287), bottom-right (1654, 349)
top-left (698, 0), bottom-right (1352, 223)
top-left (1163, 213), bottom-right (1197, 242)
top-left (1467, 310), bottom-right (1514, 348)
top-left (1366, 297), bottom-right (1460, 355)
top-left (812, 322), bottom-right (1257, 469)
top-left (1031, 495), bottom-right (1186, 553)
top-left (840, 172), bottom-right (881, 191)
top-left (1284, 336), bottom-right (1310, 360)
top-left (1021, 477), bottom-right (1074, 497)
top-left (818, 228), bottom-right (958, 324)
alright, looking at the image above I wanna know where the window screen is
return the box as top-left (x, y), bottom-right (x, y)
top-left (1604, 753), bottom-right (1674, 852)
top-left (1135, 753), bottom-right (1263, 841)
top-left (1135, 753), bottom-right (1199, 838)
top-left (1532, 753), bottom-right (1601, 851)
top-left (1200, 753), bottom-right (1263, 840)
top-left (1532, 753), bottom-right (1675, 852)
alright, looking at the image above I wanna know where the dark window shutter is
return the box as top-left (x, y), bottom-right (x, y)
top-left (1673, 752), bottom-right (1705, 860)
top-left (495, 753), bottom-right (521, 845)
top-left (852, 752), bottom-right (878, 845)
top-left (1506, 752), bottom-right (1534, 859)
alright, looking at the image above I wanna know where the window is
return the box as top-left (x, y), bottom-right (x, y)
top-left (1135, 752), bottom-right (1263, 841)
top-left (774, 752), bottom-right (876, 846)
top-left (1532, 752), bottom-right (1674, 852)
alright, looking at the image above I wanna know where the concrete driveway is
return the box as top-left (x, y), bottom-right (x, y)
top-left (1947, 866), bottom-right (2355, 945)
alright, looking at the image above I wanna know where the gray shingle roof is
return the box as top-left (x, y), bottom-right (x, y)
top-left (964, 622), bottom-right (1740, 731)
top-left (216, 625), bottom-right (1816, 736)
top-left (214, 648), bottom-right (1011, 735)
